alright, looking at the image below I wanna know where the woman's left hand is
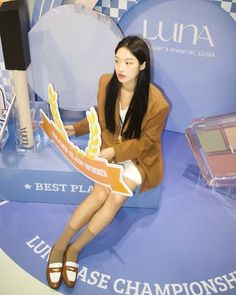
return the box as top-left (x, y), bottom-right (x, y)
top-left (99, 147), bottom-right (115, 161)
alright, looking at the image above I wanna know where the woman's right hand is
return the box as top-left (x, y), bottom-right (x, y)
top-left (64, 124), bottom-right (75, 136)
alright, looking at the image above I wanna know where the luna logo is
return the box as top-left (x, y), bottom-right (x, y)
top-left (143, 20), bottom-right (214, 48)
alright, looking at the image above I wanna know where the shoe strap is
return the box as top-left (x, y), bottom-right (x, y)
top-left (65, 261), bottom-right (78, 268)
top-left (49, 268), bottom-right (61, 272)
top-left (48, 262), bottom-right (63, 268)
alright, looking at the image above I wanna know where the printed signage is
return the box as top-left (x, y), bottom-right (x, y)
top-left (40, 84), bottom-right (132, 196)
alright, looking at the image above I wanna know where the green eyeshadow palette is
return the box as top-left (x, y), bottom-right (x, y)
top-left (185, 113), bottom-right (236, 187)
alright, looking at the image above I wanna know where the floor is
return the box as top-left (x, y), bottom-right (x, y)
top-left (0, 130), bottom-right (236, 295)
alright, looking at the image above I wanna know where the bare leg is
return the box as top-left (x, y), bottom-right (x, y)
top-left (49, 183), bottom-right (110, 264)
top-left (67, 183), bottom-right (110, 229)
top-left (66, 177), bottom-right (137, 262)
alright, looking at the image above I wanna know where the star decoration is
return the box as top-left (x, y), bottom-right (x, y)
top-left (24, 184), bottom-right (32, 190)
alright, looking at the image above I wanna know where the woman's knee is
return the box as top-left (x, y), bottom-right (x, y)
top-left (89, 183), bottom-right (110, 206)
top-left (104, 193), bottom-right (128, 212)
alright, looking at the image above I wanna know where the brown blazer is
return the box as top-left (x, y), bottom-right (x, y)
top-left (73, 74), bottom-right (169, 193)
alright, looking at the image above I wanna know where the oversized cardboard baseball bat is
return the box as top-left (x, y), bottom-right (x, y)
top-left (0, 0), bottom-right (34, 148)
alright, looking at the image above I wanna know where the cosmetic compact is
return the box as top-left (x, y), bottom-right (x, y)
top-left (186, 113), bottom-right (236, 187)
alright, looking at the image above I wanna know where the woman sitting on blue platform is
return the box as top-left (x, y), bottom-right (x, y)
top-left (46, 35), bottom-right (169, 289)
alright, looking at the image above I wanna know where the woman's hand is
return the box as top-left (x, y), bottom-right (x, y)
top-left (64, 124), bottom-right (75, 136)
top-left (99, 147), bottom-right (115, 161)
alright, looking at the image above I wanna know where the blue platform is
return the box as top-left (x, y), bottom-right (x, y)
top-left (0, 126), bottom-right (162, 208)
top-left (0, 130), bottom-right (236, 295)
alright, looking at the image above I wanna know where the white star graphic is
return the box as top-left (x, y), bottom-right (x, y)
top-left (24, 184), bottom-right (32, 190)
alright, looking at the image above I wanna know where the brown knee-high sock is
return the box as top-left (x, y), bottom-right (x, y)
top-left (49, 189), bottom-right (107, 264)
top-left (65, 197), bottom-right (124, 263)
top-left (66, 228), bottom-right (95, 263)
top-left (49, 225), bottom-right (77, 264)
top-left (49, 194), bottom-right (106, 264)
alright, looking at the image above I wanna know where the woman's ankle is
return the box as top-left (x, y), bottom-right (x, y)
top-left (49, 247), bottom-right (66, 264)
top-left (65, 245), bottom-right (78, 263)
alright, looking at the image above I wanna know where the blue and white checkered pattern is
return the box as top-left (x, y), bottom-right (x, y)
top-left (94, 0), bottom-right (139, 22)
top-left (0, 58), bottom-right (14, 149)
top-left (0, 62), bottom-right (14, 98)
top-left (31, 0), bottom-right (63, 27)
top-left (0, 0), bottom-right (235, 110)
top-left (211, 0), bottom-right (236, 21)
top-left (96, 0), bottom-right (236, 22)
top-left (31, 0), bottom-right (236, 26)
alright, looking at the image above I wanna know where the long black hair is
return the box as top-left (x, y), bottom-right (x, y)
top-left (105, 35), bottom-right (151, 139)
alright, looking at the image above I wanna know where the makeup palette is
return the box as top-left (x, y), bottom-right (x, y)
top-left (185, 113), bottom-right (236, 187)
